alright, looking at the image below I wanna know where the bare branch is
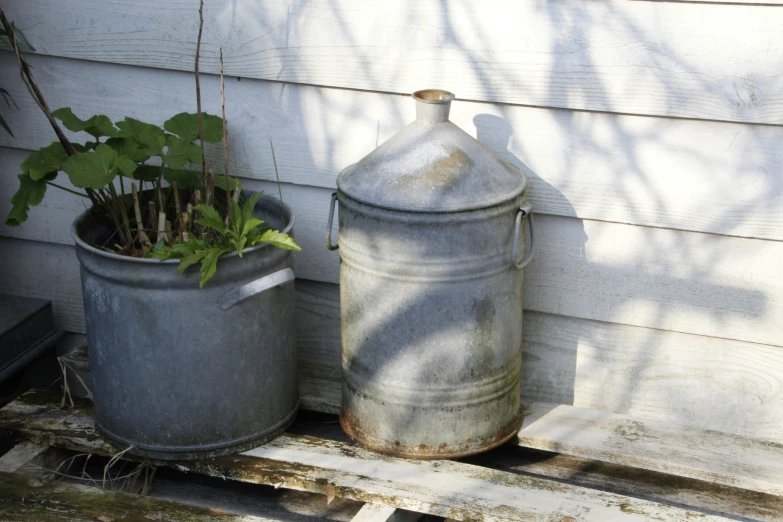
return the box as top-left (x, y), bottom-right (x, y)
top-left (195, 0), bottom-right (208, 199)
top-left (220, 47), bottom-right (231, 226)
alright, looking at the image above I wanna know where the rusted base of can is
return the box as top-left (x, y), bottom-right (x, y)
top-left (340, 408), bottom-right (524, 460)
top-left (97, 404), bottom-right (298, 461)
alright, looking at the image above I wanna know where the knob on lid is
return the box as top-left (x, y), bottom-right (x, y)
top-left (337, 90), bottom-right (527, 213)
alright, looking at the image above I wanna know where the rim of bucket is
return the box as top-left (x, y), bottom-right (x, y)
top-left (71, 192), bottom-right (295, 265)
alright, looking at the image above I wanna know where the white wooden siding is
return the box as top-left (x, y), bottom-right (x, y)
top-left (4, 236), bottom-right (783, 445)
top-left (0, 0), bottom-right (781, 448)
top-left (2, 54), bottom-right (783, 242)
top-left (3, 0), bottom-right (783, 124)
top-left (4, 161), bottom-right (782, 348)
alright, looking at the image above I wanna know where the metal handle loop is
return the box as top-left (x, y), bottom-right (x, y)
top-left (218, 268), bottom-right (295, 311)
top-left (326, 192), bottom-right (339, 251)
top-left (511, 203), bottom-right (535, 270)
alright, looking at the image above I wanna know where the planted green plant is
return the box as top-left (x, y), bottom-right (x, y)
top-left (5, 108), bottom-right (300, 285)
top-left (1, 5), bottom-right (299, 287)
top-left (148, 192), bottom-right (299, 287)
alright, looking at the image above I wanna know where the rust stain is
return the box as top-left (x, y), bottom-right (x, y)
top-left (341, 406), bottom-right (524, 460)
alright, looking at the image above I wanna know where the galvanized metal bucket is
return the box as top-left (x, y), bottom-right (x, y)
top-left (327, 90), bottom-right (534, 459)
top-left (73, 194), bottom-right (299, 460)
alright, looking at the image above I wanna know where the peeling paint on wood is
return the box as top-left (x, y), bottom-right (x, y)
top-left (0, 392), bottom-right (737, 521)
top-left (519, 403), bottom-right (783, 497)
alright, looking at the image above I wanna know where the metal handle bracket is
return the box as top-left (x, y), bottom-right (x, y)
top-left (326, 192), bottom-right (339, 251)
top-left (218, 268), bottom-right (295, 311)
top-left (511, 203), bottom-right (535, 270)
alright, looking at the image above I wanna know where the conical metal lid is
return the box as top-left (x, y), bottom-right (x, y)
top-left (337, 90), bottom-right (527, 212)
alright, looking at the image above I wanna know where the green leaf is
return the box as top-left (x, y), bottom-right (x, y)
top-left (116, 118), bottom-right (166, 156)
top-left (1, 22), bottom-right (36, 51)
top-left (162, 168), bottom-right (199, 188)
top-left (105, 137), bottom-right (150, 163)
top-left (61, 144), bottom-right (119, 189)
top-left (214, 175), bottom-right (241, 192)
top-left (241, 192), bottom-right (263, 227)
top-left (242, 217), bottom-right (264, 239)
top-left (178, 250), bottom-right (209, 275)
top-left (0, 113), bottom-right (12, 137)
top-left (164, 135), bottom-right (203, 169)
top-left (193, 204), bottom-right (226, 234)
top-left (164, 112), bottom-right (223, 143)
top-left (199, 247), bottom-right (229, 287)
top-left (72, 141), bottom-right (98, 153)
top-left (0, 88), bottom-right (18, 109)
top-left (20, 142), bottom-right (68, 180)
top-left (112, 155), bottom-right (138, 177)
top-left (5, 173), bottom-right (47, 226)
top-left (146, 244), bottom-right (173, 261)
top-left (251, 229), bottom-right (301, 251)
top-left (51, 108), bottom-right (118, 138)
top-left (132, 165), bottom-right (163, 182)
top-left (230, 199), bottom-right (242, 235)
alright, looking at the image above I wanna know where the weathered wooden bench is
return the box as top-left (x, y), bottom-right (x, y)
top-left (1, 385), bottom-right (780, 521)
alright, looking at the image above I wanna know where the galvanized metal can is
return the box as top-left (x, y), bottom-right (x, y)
top-left (326, 90), bottom-right (534, 459)
top-left (74, 194), bottom-right (299, 460)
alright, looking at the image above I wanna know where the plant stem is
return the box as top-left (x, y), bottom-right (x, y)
top-left (157, 211), bottom-right (168, 244)
top-left (147, 201), bottom-right (157, 243)
top-left (0, 7), bottom-right (102, 210)
top-left (270, 138), bottom-right (284, 207)
top-left (220, 47), bottom-right (231, 227)
top-left (45, 182), bottom-right (90, 198)
top-left (106, 184), bottom-right (128, 246)
top-left (131, 183), bottom-right (151, 247)
top-left (195, 0), bottom-right (208, 197)
top-left (0, 9), bottom-right (75, 157)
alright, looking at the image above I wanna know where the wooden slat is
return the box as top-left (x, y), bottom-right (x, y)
top-left (0, 392), bottom-right (736, 522)
top-left (4, 175), bottom-right (783, 348)
top-left (147, 474), bottom-right (364, 522)
top-left (518, 402), bottom-right (783, 497)
top-left (0, 441), bottom-right (47, 473)
top-left (468, 445), bottom-right (783, 522)
top-left (521, 313), bottom-right (783, 445)
top-left (0, 470), bottom-right (275, 521)
top-left (350, 503), bottom-right (421, 522)
top-left (3, 55), bottom-right (783, 241)
top-left (3, 1), bottom-right (783, 124)
top-left (0, 237), bottom-right (85, 333)
top-left (296, 372), bottom-right (783, 498)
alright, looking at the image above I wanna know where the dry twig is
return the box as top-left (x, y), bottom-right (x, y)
top-left (220, 48), bottom-right (231, 226)
top-left (132, 184), bottom-right (152, 247)
top-left (195, 0), bottom-right (210, 203)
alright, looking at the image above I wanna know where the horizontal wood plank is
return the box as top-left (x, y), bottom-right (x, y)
top-left (518, 402), bottom-right (783, 497)
top-left (0, 442), bottom-right (47, 473)
top-left (3, 1), bottom-right (783, 124)
top-left (2, 54), bottom-right (783, 241)
top-left (0, 237), bottom-right (85, 333)
top-left (0, 392), bottom-right (737, 522)
top-left (296, 371), bottom-right (783, 498)
top-left (468, 444), bottom-right (783, 522)
top-left (520, 313), bottom-right (783, 445)
top-left (0, 470), bottom-right (274, 521)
